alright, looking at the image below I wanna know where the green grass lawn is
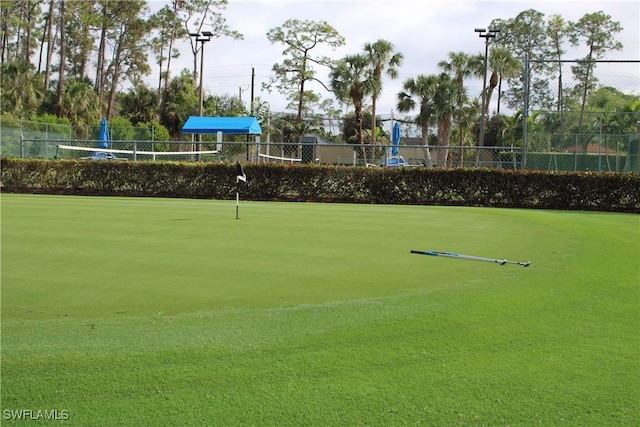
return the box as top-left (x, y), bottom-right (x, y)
top-left (1, 194), bottom-right (638, 425)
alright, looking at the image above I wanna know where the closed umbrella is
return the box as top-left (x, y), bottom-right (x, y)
top-left (392, 122), bottom-right (400, 156)
top-left (98, 118), bottom-right (109, 149)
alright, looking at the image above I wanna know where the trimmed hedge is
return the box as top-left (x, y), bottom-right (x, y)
top-left (1, 157), bottom-right (638, 213)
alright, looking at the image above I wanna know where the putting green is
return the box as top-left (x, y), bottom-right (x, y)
top-left (1, 194), bottom-right (638, 425)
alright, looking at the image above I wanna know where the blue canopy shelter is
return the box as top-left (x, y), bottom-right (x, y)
top-left (182, 116), bottom-right (262, 135)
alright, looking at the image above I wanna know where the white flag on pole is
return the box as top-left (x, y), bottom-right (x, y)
top-left (236, 162), bottom-right (246, 183)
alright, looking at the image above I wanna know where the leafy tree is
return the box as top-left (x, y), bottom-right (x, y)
top-left (363, 39), bottom-right (403, 144)
top-left (161, 69), bottom-right (199, 138)
top-left (140, 120), bottom-right (171, 142)
top-left (53, 0), bottom-right (66, 117)
top-left (204, 93), bottom-right (247, 117)
top-left (104, 0), bottom-right (152, 119)
top-left (40, 0), bottom-right (55, 92)
top-left (106, 116), bottom-right (136, 141)
top-left (588, 87), bottom-right (638, 138)
top-left (265, 19), bottom-right (345, 124)
top-left (180, 0), bottom-right (243, 86)
top-left (0, 1), bottom-right (18, 65)
top-left (492, 9), bottom-right (554, 111)
top-left (149, 1), bottom-right (188, 117)
top-left (568, 11), bottom-right (623, 127)
top-left (316, 98), bottom-right (344, 142)
top-left (64, 1), bottom-right (99, 80)
top-left (546, 14), bottom-right (569, 111)
top-left (94, 0), bottom-right (110, 108)
top-left (28, 112), bottom-right (71, 126)
top-left (0, 0), bottom-right (42, 64)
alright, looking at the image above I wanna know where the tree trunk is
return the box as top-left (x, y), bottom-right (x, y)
top-left (437, 116), bottom-right (452, 168)
top-left (44, 0), bottom-right (55, 92)
top-left (355, 102), bottom-right (366, 164)
top-left (497, 77), bottom-right (503, 114)
top-left (0, 5), bottom-right (7, 65)
top-left (78, 18), bottom-right (90, 79)
top-left (578, 50), bottom-right (594, 132)
top-left (95, 3), bottom-right (108, 116)
top-left (107, 22), bottom-right (125, 119)
top-left (23, 1), bottom-right (39, 63)
top-left (421, 120), bottom-right (431, 166)
top-left (55, 0), bottom-right (66, 117)
top-left (370, 96), bottom-right (377, 144)
top-left (485, 71), bottom-right (498, 115)
top-left (160, 1), bottom-right (180, 116)
top-left (297, 50), bottom-right (308, 122)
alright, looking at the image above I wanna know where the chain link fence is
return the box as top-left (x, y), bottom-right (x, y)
top-left (2, 59), bottom-right (638, 172)
top-left (524, 59), bottom-right (639, 172)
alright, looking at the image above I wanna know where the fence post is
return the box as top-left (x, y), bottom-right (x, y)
top-left (598, 113), bottom-right (603, 171)
top-left (521, 53), bottom-right (529, 170)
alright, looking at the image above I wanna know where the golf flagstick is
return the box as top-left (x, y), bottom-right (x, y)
top-left (235, 162), bottom-right (246, 219)
top-left (410, 250), bottom-right (530, 267)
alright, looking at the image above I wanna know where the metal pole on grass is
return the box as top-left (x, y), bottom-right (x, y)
top-left (236, 190), bottom-right (239, 220)
top-left (235, 162), bottom-right (246, 220)
top-left (410, 249), bottom-right (530, 267)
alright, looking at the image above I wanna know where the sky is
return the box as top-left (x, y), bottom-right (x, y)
top-left (144, 0), bottom-right (639, 122)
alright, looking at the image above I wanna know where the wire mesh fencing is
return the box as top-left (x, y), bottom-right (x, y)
top-left (523, 59), bottom-right (639, 172)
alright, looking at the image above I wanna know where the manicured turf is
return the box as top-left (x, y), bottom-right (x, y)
top-left (1, 194), bottom-right (638, 425)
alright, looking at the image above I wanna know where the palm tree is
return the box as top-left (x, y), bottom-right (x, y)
top-left (0, 61), bottom-right (44, 116)
top-left (432, 73), bottom-right (458, 167)
top-left (439, 52), bottom-right (480, 165)
top-left (454, 97), bottom-right (481, 167)
top-left (121, 84), bottom-right (160, 125)
top-left (396, 74), bottom-right (438, 166)
top-left (438, 51), bottom-right (478, 90)
top-left (363, 39), bottom-right (403, 147)
top-left (330, 53), bottom-right (378, 163)
top-left (58, 78), bottom-right (100, 138)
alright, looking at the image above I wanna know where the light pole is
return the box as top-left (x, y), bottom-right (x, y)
top-left (475, 27), bottom-right (500, 164)
top-left (189, 31), bottom-right (213, 159)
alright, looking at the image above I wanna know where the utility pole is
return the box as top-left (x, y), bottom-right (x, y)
top-left (474, 27), bottom-right (500, 165)
top-left (189, 31), bottom-right (213, 160)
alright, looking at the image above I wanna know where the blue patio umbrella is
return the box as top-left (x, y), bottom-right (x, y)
top-left (98, 118), bottom-right (109, 149)
top-left (392, 122), bottom-right (400, 156)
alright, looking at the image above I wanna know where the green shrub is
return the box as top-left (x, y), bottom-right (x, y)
top-left (1, 158), bottom-right (638, 212)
